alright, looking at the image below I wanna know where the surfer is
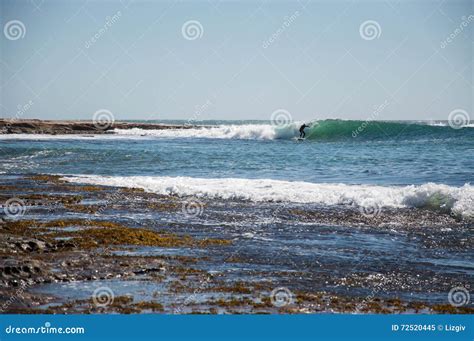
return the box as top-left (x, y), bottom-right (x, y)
top-left (299, 123), bottom-right (310, 138)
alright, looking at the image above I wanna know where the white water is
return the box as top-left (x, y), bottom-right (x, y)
top-left (0, 124), bottom-right (298, 141)
top-left (63, 175), bottom-right (474, 219)
top-left (1, 121), bottom-right (471, 141)
top-left (114, 124), bottom-right (300, 140)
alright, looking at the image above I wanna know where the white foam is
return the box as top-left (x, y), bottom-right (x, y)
top-left (0, 124), bottom-right (297, 141)
top-left (114, 124), bottom-right (299, 140)
top-left (426, 122), bottom-right (474, 128)
top-left (62, 175), bottom-right (474, 219)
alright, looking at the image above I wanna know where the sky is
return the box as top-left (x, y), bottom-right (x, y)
top-left (0, 0), bottom-right (472, 122)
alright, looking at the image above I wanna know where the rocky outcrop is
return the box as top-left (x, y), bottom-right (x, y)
top-left (0, 119), bottom-right (195, 134)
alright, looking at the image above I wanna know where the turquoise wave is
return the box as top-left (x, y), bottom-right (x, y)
top-left (302, 120), bottom-right (473, 141)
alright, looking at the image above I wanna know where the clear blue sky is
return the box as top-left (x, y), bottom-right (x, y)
top-left (1, 0), bottom-right (472, 121)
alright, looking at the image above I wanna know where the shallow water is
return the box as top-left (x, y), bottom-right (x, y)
top-left (2, 120), bottom-right (473, 311)
top-left (28, 194), bottom-right (474, 308)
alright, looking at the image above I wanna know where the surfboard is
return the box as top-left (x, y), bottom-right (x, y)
top-left (293, 137), bottom-right (305, 141)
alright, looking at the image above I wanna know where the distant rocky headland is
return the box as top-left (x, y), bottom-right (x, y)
top-left (0, 119), bottom-right (191, 134)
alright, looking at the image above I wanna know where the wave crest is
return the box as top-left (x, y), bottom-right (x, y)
top-left (62, 175), bottom-right (474, 220)
top-left (115, 124), bottom-right (299, 140)
top-left (114, 120), bottom-right (473, 141)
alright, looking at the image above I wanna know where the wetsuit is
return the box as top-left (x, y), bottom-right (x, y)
top-left (299, 124), bottom-right (308, 138)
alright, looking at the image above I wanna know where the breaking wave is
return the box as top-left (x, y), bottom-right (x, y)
top-left (63, 175), bottom-right (473, 219)
top-left (114, 120), bottom-right (473, 141)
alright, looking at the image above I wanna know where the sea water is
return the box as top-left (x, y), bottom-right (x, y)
top-left (1, 119), bottom-right (473, 219)
top-left (2, 119), bottom-right (473, 304)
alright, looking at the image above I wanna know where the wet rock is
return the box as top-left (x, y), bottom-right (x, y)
top-left (0, 259), bottom-right (49, 287)
top-left (11, 237), bottom-right (49, 253)
top-left (133, 267), bottom-right (164, 275)
top-left (53, 240), bottom-right (76, 250)
top-left (28, 239), bottom-right (47, 251)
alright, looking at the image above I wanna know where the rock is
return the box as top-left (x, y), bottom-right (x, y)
top-left (28, 240), bottom-right (47, 251)
top-left (0, 259), bottom-right (48, 286)
top-left (12, 237), bottom-right (49, 253)
top-left (133, 267), bottom-right (164, 275)
top-left (0, 119), bottom-right (196, 135)
top-left (53, 240), bottom-right (76, 250)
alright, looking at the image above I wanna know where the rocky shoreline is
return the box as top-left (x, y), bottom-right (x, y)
top-left (0, 119), bottom-right (192, 135)
top-left (1, 174), bottom-right (472, 314)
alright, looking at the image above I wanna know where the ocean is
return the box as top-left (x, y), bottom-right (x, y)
top-left (1, 119), bottom-right (473, 218)
top-left (1, 119), bottom-right (473, 311)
